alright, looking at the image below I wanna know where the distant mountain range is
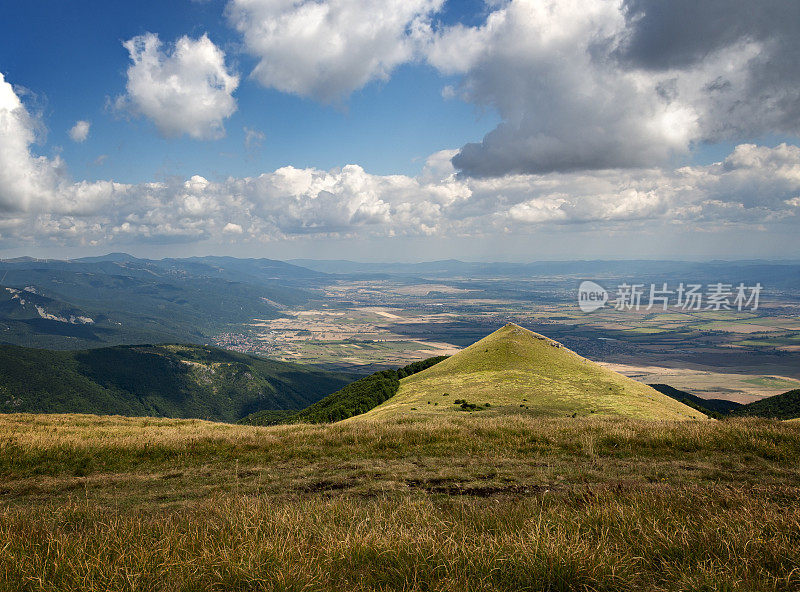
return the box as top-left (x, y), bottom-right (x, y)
top-left (0, 254), bottom-right (327, 349)
top-left (289, 258), bottom-right (800, 288)
top-left (3, 254), bottom-right (798, 350)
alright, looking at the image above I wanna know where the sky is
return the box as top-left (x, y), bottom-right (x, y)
top-left (0, 0), bottom-right (799, 261)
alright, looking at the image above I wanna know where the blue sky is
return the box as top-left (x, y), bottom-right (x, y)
top-left (0, 0), bottom-right (798, 260)
top-left (1, 0), bottom-right (497, 183)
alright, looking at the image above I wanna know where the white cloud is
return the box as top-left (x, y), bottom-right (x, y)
top-left (217, 0), bottom-right (800, 180)
top-left (422, 0), bottom-right (800, 177)
top-left (616, 0), bottom-right (800, 141)
top-left (116, 33), bottom-right (239, 140)
top-left (0, 74), bottom-right (123, 216)
top-left (223, 222), bottom-right (244, 234)
top-left (68, 120), bottom-right (90, 142)
top-left (220, 0), bottom-right (799, 180)
top-left (2, 143), bottom-right (798, 248)
top-left (425, 0), bottom-right (702, 176)
top-left (2, 70), bottom-right (798, 252)
top-left (0, 73), bottom-right (63, 212)
top-left (226, 0), bottom-right (442, 102)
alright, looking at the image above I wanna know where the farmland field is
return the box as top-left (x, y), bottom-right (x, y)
top-left (212, 274), bottom-right (800, 402)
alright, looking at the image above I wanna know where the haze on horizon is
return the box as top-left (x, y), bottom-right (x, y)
top-left (1, 0), bottom-right (799, 261)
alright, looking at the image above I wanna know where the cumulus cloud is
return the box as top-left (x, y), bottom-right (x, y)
top-left (617, 0), bottom-right (798, 73)
top-left (616, 0), bottom-right (800, 140)
top-left (218, 0), bottom-right (799, 177)
top-left (0, 74), bottom-right (122, 216)
top-left (492, 143), bottom-right (800, 228)
top-left (116, 33), bottom-right (239, 139)
top-left (220, 0), bottom-right (799, 177)
top-left (2, 68), bottom-right (798, 250)
top-left (0, 73), bottom-right (59, 211)
top-left (68, 120), bottom-right (90, 142)
top-left (226, 0), bottom-right (442, 102)
top-left (2, 146), bottom-right (799, 247)
top-left (223, 222), bottom-right (244, 234)
top-left (425, 0), bottom-right (697, 176)
top-left (422, 0), bottom-right (800, 177)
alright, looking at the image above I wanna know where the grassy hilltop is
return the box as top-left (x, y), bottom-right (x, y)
top-left (361, 323), bottom-right (704, 421)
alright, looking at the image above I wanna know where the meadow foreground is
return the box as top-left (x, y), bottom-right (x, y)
top-left (1, 413), bottom-right (800, 591)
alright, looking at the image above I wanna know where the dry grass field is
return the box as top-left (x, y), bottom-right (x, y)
top-left (2, 412), bottom-right (800, 590)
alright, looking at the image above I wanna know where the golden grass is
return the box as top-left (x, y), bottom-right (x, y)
top-left (2, 488), bottom-right (800, 592)
top-left (2, 412), bottom-right (800, 590)
top-left (2, 412), bottom-right (798, 505)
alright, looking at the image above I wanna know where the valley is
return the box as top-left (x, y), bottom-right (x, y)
top-left (211, 267), bottom-right (800, 402)
top-left (3, 255), bottom-right (799, 405)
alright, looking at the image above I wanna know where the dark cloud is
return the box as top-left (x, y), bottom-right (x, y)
top-left (438, 0), bottom-right (800, 177)
top-left (452, 120), bottom-right (667, 177)
top-left (617, 0), bottom-right (798, 70)
top-left (618, 0), bottom-right (800, 138)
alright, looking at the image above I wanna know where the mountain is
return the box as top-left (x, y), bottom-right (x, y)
top-left (288, 259), bottom-right (800, 289)
top-left (730, 389), bottom-right (800, 420)
top-left (72, 252), bottom-right (139, 264)
top-left (0, 255), bottom-right (329, 349)
top-left (355, 324), bottom-right (706, 421)
top-left (0, 344), bottom-right (352, 421)
top-left (648, 384), bottom-right (743, 418)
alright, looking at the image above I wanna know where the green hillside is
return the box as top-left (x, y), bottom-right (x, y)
top-left (0, 344), bottom-right (351, 421)
top-left (648, 385), bottom-right (800, 421)
top-left (241, 356), bottom-right (447, 425)
top-left (358, 324), bottom-right (706, 421)
top-left (649, 384), bottom-right (742, 418)
top-left (730, 389), bottom-right (800, 420)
